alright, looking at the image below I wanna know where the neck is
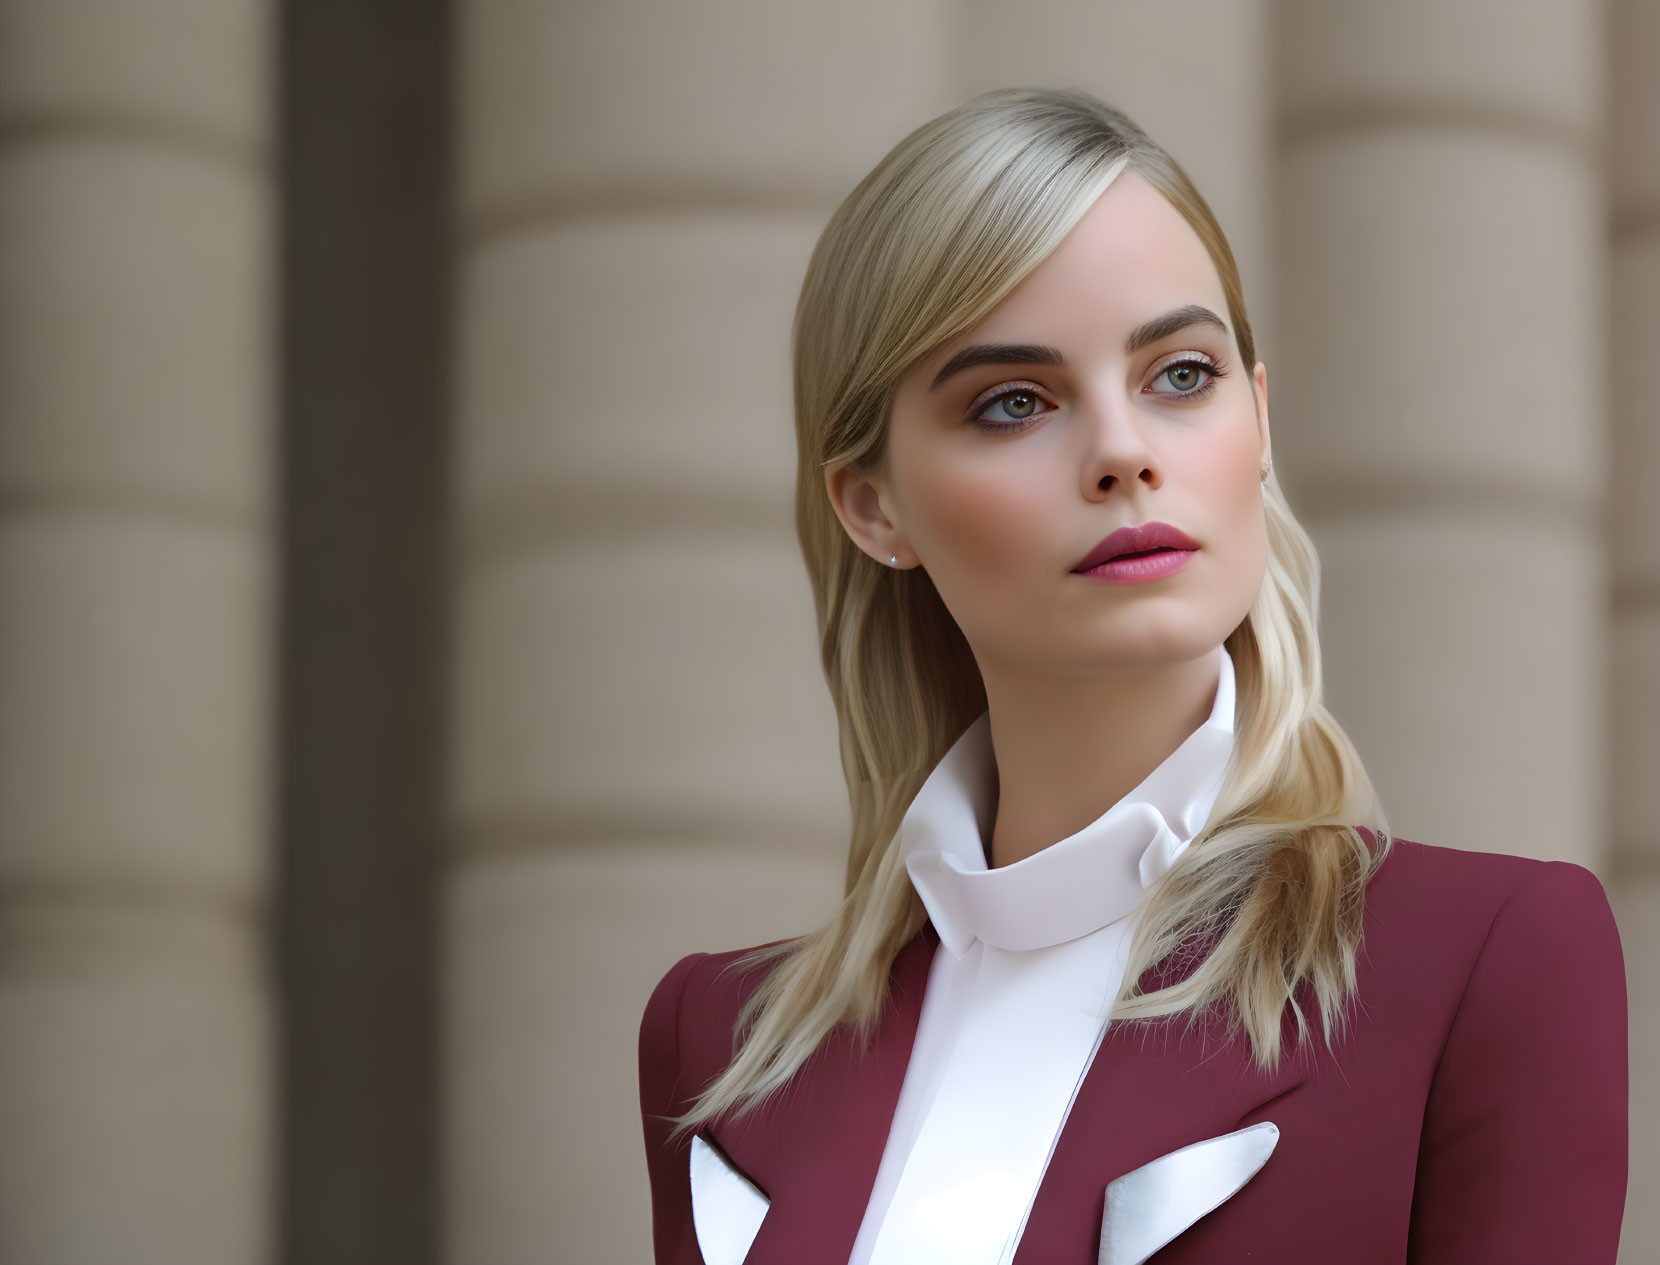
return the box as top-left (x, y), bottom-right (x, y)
top-left (980, 648), bottom-right (1222, 869)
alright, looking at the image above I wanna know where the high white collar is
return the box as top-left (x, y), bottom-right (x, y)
top-left (901, 645), bottom-right (1238, 958)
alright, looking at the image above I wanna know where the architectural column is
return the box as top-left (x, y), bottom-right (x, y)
top-left (448, 5), bottom-right (954, 1262)
top-left (1275, 1), bottom-right (1608, 866)
top-left (0, 5), bottom-right (275, 1264)
top-left (1608, 0), bottom-right (1660, 1255)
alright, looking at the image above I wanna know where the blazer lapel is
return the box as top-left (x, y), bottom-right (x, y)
top-left (706, 924), bottom-right (938, 1264)
top-left (1012, 962), bottom-right (1312, 1263)
top-left (693, 926), bottom-right (1308, 1264)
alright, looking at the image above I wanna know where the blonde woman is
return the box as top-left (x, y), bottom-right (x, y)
top-left (637, 88), bottom-right (1628, 1265)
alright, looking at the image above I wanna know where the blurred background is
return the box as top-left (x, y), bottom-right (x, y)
top-left (0, 2), bottom-right (1654, 1263)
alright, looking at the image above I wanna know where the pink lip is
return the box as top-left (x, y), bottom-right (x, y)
top-left (1072, 521), bottom-right (1200, 573)
top-left (1073, 548), bottom-right (1196, 585)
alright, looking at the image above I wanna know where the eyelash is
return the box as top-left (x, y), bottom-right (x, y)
top-left (967, 354), bottom-right (1231, 434)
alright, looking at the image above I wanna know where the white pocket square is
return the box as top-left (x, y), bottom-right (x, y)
top-left (689, 1133), bottom-right (770, 1265)
top-left (1098, 1120), bottom-right (1279, 1265)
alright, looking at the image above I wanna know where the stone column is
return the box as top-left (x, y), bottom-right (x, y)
top-left (0, 5), bottom-right (274, 1264)
top-left (1276, 1), bottom-right (1608, 866)
top-left (1608, 1), bottom-right (1660, 1254)
top-left (449, 5), bottom-right (954, 1261)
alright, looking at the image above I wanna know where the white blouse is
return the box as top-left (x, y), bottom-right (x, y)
top-left (847, 644), bottom-right (1239, 1265)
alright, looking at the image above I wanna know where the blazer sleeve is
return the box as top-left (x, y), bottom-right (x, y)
top-left (1407, 860), bottom-right (1628, 1263)
top-left (639, 951), bottom-right (708, 1265)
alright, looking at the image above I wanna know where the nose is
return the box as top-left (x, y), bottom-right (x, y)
top-left (1077, 387), bottom-right (1163, 499)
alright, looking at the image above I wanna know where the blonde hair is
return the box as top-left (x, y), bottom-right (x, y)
top-left (673, 86), bottom-right (1393, 1140)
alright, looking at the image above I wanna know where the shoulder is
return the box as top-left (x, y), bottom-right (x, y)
top-left (1364, 830), bottom-right (1617, 926)
top-left (1358, 829), bottom-right (1625, 999)
top-left (641, 935), bottom-right (800, 1032)
top-left (637, 936), bottom-right (801, 1110)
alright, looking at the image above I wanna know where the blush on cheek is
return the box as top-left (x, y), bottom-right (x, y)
top-left (921, 469), bottom-right (1046, 577)
top-left (1204, 427), bottom-right (1265, 516)
top-left (903, 462), bottom-right (1056, 661)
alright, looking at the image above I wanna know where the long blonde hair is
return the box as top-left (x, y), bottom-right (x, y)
top-left (674, 86), bottom-right (1393, 1139)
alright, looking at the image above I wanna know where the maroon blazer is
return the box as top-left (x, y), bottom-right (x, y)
top-left (638, 833), bottom-right (1629, 1262)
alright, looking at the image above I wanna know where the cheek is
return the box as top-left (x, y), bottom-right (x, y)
top-left (904, 452), bottom-right (1053, 577)
top-left (894, 446), bottom-right (1065, 662)
top-left (1200, 425), bottom-right (1271, 581)
top-left (1188, 413), bottom-right (1262, 517)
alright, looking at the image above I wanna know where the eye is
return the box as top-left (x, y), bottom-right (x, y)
top-left (969, 384), bottom-right (1056, 433)
top-left (1147, 355), bottom-right (1223, 398)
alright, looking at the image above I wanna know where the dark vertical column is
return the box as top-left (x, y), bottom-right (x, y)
top-left (277, 4), bottom-right (452, 1263)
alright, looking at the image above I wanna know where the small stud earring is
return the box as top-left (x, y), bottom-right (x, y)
top-left (889, 555), bottom-right (899, 567)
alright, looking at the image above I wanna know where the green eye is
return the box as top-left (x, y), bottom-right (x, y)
top-left (1149, 358), bottom-right (1218, 396)
top-left (970, 384), bottom-right (1054, 432)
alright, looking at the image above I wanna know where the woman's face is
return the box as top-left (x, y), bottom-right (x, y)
top-left (828, 172), bottom-right (1272, 679)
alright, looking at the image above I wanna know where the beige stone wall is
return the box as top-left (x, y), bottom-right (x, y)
top-left (0, 3), bottom-right (1652, 1263)
top-left (0, 2), bottom-right (275, 1263)
top-left (1278, 1), bottom-right (1609, 867)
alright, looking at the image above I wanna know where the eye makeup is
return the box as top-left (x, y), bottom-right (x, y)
top-left (965, 353), bottom-right (1230, 434)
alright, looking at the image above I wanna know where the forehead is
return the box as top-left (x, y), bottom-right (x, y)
top-left (924, 172), bottom-right (1227, 364)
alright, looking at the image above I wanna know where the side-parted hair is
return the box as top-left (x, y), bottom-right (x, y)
top-left (672, 86), bottom-right (1393, 1140)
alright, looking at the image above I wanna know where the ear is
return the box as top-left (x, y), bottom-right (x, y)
top-left (824, 460), bottom-right (913, 569)
top-left (1252, 361), bottom-right (1271, 470)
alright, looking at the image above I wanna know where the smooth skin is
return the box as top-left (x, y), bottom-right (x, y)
top-left (826, 172), bottom-right (1273, 869)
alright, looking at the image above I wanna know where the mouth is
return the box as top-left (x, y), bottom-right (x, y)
top-left (1073, 544), bottom-right (1198, 584)
top-left (1072, 521), bottom-right (1200, 572)
top-left (1109, 546), bottom-right (1182, 561)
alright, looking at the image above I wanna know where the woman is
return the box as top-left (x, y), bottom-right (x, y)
top-left (637, 87), bottom-right (1628, 1264)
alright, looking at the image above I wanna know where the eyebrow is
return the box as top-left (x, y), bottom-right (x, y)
top-left (927, 303), bottom-right (1229, 392)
